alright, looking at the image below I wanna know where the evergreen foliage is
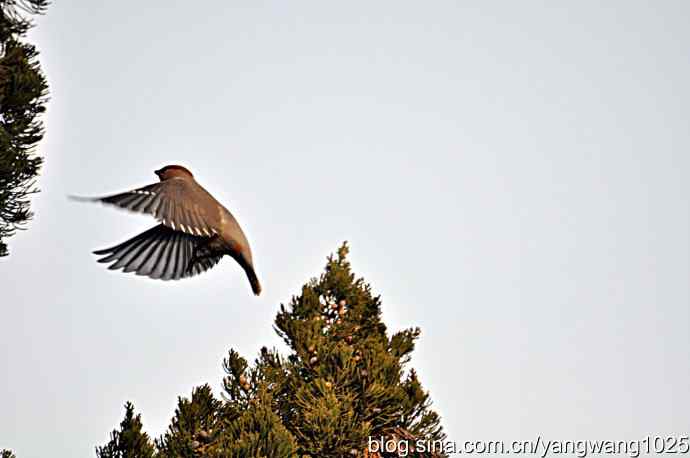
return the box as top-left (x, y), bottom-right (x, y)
top-left (156, 385), bottom-right (223, 457)
top-left (95, 402), bottom-right (155, 458)
top-left (97, 243), bottom-right (445, 457)
top-left (0, 0), bottom-right (49, 257)
top-left (1, 449), bottom-right (16, 458)
top-left (264, 242), bottom-right (445, 456)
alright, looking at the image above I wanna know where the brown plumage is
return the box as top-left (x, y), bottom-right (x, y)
top-left (77, 165), bottom-right (261, 295)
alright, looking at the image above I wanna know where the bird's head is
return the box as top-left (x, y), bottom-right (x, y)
top-left (154, 165), bottom-right (194, 181)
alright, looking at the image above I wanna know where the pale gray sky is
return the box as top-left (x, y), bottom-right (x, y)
top-left (1, 1), bottom-right (689, 457)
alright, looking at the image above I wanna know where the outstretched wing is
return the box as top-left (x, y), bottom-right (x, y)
top-left (87, 178), bottom-right (218, 237)
top-left (93, 224), bottom-right (222, 280)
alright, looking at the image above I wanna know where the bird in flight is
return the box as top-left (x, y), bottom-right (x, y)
top-left (75, 165), bottom-right (261, 295)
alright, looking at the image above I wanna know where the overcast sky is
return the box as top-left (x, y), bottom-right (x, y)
top-left (1, 1), bottom-right (689, 457)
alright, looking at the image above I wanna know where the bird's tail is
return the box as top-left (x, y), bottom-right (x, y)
top-left (244, 264), bottom-right (262, 296)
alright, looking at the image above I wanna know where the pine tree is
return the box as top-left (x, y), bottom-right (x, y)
top-left (1, 449), bottom-right (16, 458)
top-left (216, 350), bottom-right (298, 457)
top-left (156, 385), bottom-right (223, 458)
top-left (0, 0), bottom-right (50, 257)
top-left (156, 373), bottom-right (297, 457)
top-left (224, 242), bottom-right (446, 457)
top-left (95, 402), bottom-right (155, 458)
top-left (97, 243), bottom-right (446, 457)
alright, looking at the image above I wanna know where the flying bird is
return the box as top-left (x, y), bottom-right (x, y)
top-left (76, 165), bottom-right (261, 295)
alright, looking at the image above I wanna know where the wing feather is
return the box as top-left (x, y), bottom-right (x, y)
top-left (87, 178), bottom-right (217, 236)
top-left (111, 236), bottom-right (151, 270)
top-left (93, 224), bottom-right (222, 281)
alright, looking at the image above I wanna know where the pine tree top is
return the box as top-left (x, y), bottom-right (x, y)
top-left (95, 402), bottom-right (155, 458)
top-left (231, 242), bottom-right (446, 456)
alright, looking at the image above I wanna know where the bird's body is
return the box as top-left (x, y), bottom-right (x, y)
top-left (79, 165), bottom-right (261, 295)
